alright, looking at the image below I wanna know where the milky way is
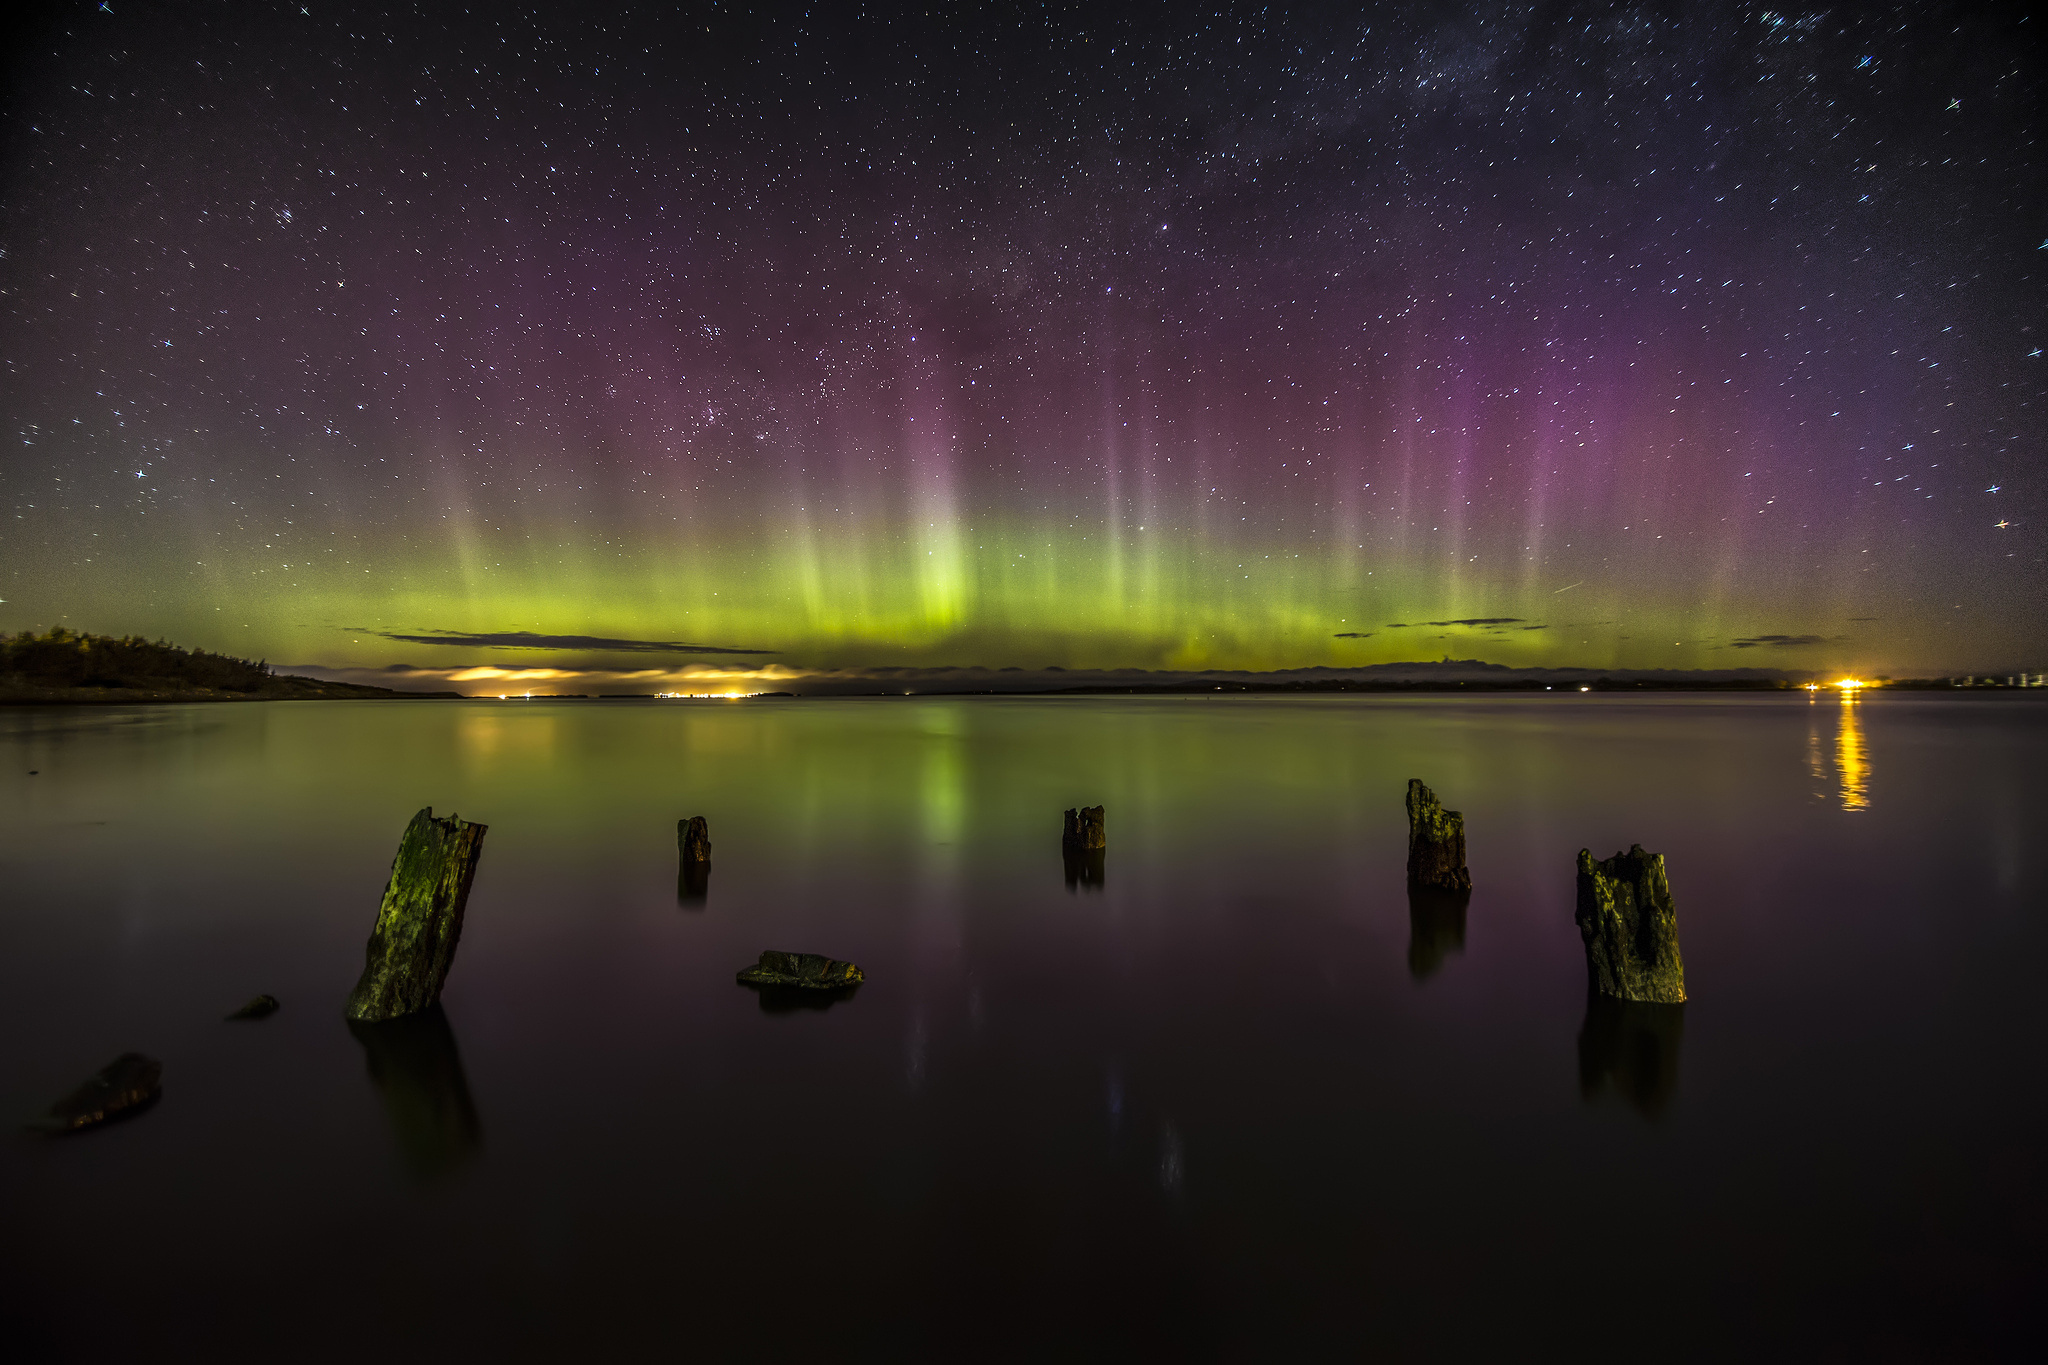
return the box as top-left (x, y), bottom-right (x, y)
top-left (3, 2), bottom-right (2041, 684)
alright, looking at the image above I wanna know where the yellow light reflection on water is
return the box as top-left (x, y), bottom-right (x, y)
top-left (1834, 693), bottom-right (1869, 811)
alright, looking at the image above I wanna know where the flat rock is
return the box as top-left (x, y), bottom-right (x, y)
top-left (40, 1053), bottom-right (161, 1132)
top-left (736, 950), bottom-right (864, 990)
top-left (227, 994), bottom-right (280, 1020)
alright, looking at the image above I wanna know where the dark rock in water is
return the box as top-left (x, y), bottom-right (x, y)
top-left (39, 1053), bottom-right (161, 1132)
top-left (1575, 845), bottom-right (1687, 1003)
top-left (227, 994), bottom-right (280, 1020)
top-left (1405, 779), bottom-right (1471, 890)
top-left (349, 1005), bottom-right (482, 1177)
top-left (1406, 885), bottom-right (1470, 980)
top-left (1062, 805), bottom-right (1106, 850)
top-left (678, 814), bottom-right (712, 864)
top-left (737, 950), bottom-right (863, 990)
top-left (1578, 993), bottom-right (1685, 1119)
top-left (1063, 847), bottom-right (1106, 892)
top-left (344, 808), bottom-right (487, 1023)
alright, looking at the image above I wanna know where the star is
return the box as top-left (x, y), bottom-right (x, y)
top-left (1986, 485), bottom-right (2001, 493)
top-left (1994, 520), bottom-right (2011, 530)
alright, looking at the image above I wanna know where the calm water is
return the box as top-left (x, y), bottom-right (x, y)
top-left (1, 694), bottom-right (2042, 1359)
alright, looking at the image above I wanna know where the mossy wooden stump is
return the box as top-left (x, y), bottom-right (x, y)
top-left (1062, 805), bottom-right (1105, 851)
top-left (1575, 845), bottom-right (1687, 1003)
top-left (344, 808), bottom-right (487, 1022)
top-left (678, 815), bottom-right (711, 864)
top-left (1405, 779), bottom-right (1471, 890)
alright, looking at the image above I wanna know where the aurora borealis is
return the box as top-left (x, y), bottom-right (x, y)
top-left (2, 2), bottom-right (2042, 689)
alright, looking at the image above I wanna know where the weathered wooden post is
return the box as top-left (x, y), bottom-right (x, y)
top-left (678, 815), bottom-right (712, 863)
top-left (1405, 779), bottom-right (1471, 890)
top-left (677, 815), bottom-right (711, 902)
top-left (1574, 845), bottom-right (1687, 1003)
top-left (1062, 805), bottom-right (1105, 851)
top-left (344, 808), bottom-right (487, 1022)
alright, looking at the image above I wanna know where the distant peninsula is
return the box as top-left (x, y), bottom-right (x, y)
top-left (0, 629), bottom-right (459, 704)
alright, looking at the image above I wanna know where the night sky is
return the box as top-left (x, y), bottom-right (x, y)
top-left (3, 1), bottom-right (2042, 690)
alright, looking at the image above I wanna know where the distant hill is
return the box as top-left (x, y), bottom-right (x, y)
top-left (0, 628), bottom-right (458, 703)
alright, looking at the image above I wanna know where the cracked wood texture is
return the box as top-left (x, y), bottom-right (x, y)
top-left (1405, 779), bottom-right (1472, 890)
top-left (1575, 845), bottom-right (1687, 1004)
top-left (344, 808), bottom-right (487, 1022)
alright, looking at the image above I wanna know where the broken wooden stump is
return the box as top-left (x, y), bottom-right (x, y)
top-left (678, 815), bottom-right (711, 864)
top-left (1575, 845), bottom-right (1687, 1003)
top-left (38, 1053), bottom-right (161, 1132)
top-left (677, 815), bottom-right (711, 903)
top-left (344, 808), bottom-right (487, 1023)
top-left (1405, 779), bottom-right (1471, 890)
top-left (1062, 805), bottom-right (1105, 851)
top-left (226, 994), bottom-right (280, 1020)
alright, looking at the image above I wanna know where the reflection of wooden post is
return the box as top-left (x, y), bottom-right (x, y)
top-left (344, 809), bottom-right (486, 1022)
top-left (349, 1004), bottom-right (482, 1176)
top-left (1062, 805), bottom-right (1105, 850)
top-left (1405, 886), bottom-right (1469, 980)
top-left (1063, 848), bottom-right (1106, 892)
top-left (1575, 846), bottom-right (1687, 1003)
top-left (1578, 994), bottom-right (1685, 1119)
top-left (1405, 780), bottom-right (1471, 890)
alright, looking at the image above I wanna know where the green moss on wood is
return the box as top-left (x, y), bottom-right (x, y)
top-left (1575, 845), bottom-right (1687, 1003)
top-left (1405, 779), bottom-right (1472, 890)
top-left (344, 808), bottom-right (487, 1022)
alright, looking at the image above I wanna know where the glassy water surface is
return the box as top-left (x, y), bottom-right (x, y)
top-left (1, 695), bottom-right (2042, 1359)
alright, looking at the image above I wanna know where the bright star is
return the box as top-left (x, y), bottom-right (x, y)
top-left (1987, 485), bottom-right (2001, 493)
top-left (1994, 520), bottom-right (2011, 530)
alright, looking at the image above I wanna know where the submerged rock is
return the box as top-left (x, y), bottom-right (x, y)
top-left (736, 950), bottom-right (864, 990)
top-left (678, 815), bottom-right (712, 864)
top-left (1405, 779), bottom-right (1472, 890)
top-left (1575, 845), bottom-right (1687, 1003)
top-left (226, 994), bottom-right (280, 1020)
top-left (1062, 805), bottom-right (1106, 851)
top-left (39, 1053), bottom-right (161, 1132)
top-left (344, 808), bottom-right (488, 1023)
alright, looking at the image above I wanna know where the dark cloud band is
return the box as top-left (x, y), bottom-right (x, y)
top-left (365, 629), bottom-right (777, 655)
